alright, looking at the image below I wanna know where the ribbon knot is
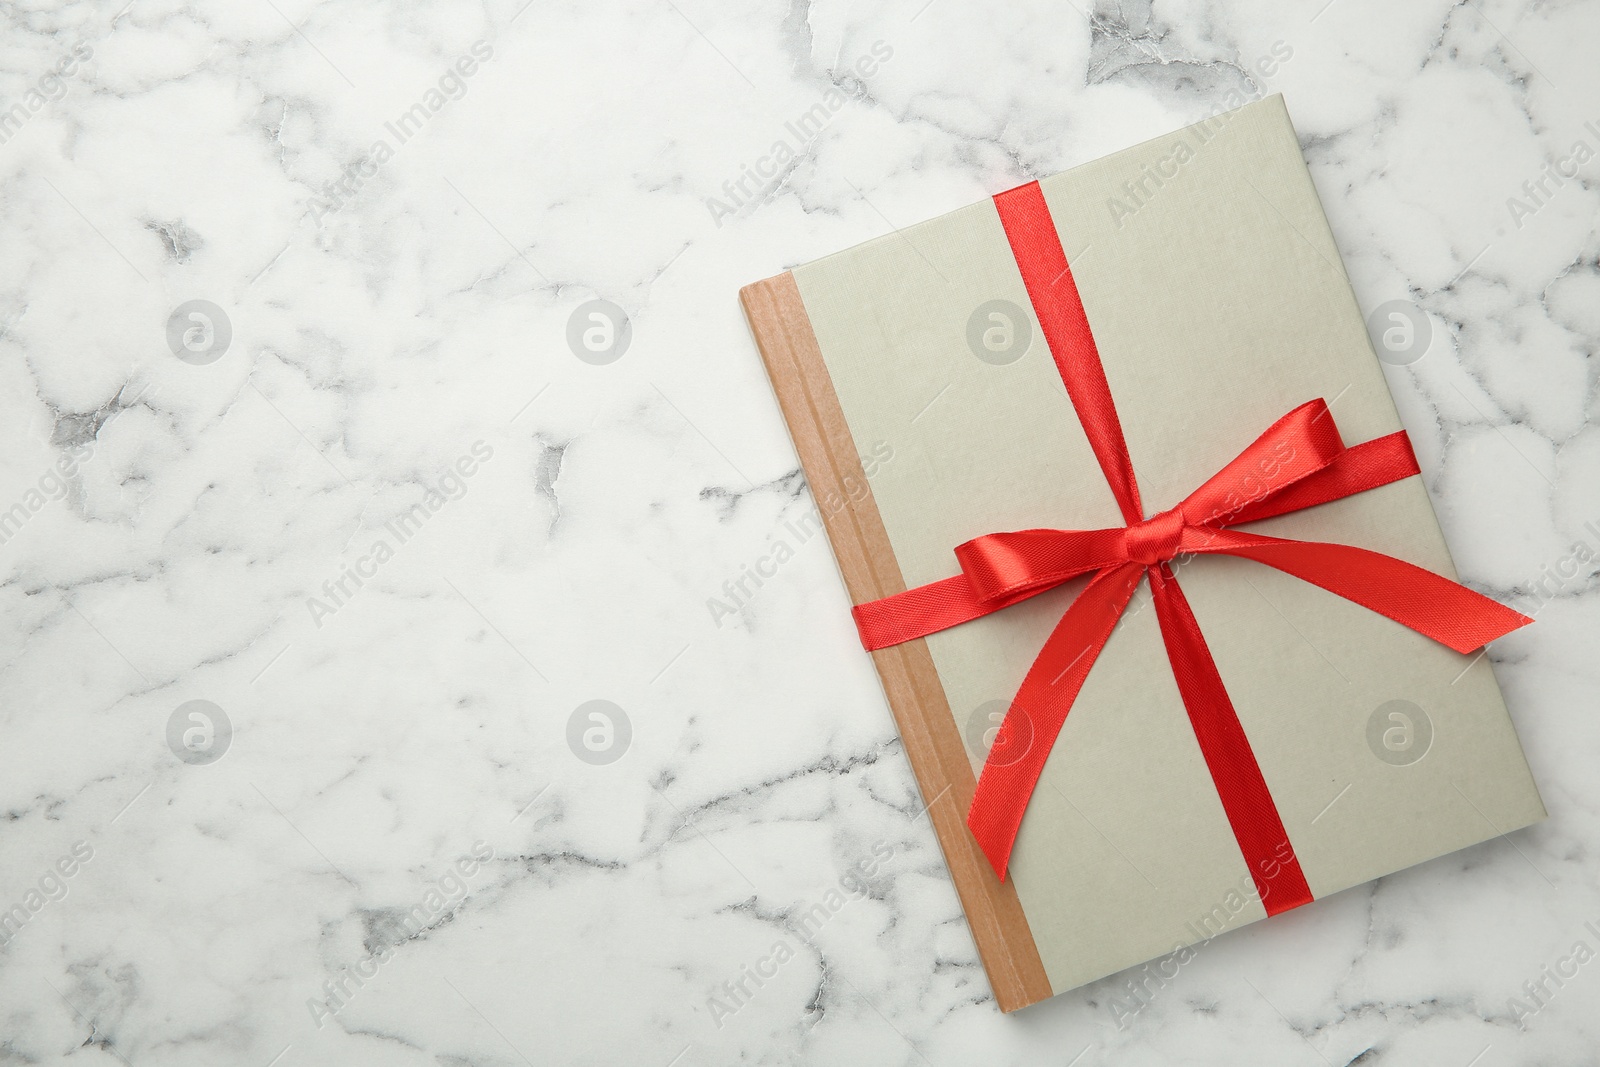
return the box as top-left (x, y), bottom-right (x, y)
top-left (1124, 507), bottom-right (1185, 566)
top-left (848, 180), bottom-right (1532, 904)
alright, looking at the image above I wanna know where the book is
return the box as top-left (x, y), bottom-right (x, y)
top-left (739, 95), bottom-right (1544, 1011)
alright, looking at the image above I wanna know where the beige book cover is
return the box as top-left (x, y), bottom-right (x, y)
top-left (738, 95), bottom-right (1543, 1012)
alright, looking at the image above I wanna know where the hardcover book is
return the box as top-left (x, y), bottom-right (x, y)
top-left (738, 95), bottom-right (1544, 1011)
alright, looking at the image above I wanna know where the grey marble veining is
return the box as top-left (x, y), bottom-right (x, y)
top-left (0, 0), bottom-right (1596, 1064)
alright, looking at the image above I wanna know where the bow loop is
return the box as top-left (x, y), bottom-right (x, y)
top-left (954, 528), bottom-right (1126, 603)
top-left (1175, 399), bottom-right (1348, 529)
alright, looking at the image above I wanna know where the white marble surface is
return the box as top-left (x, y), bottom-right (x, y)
top-left (0, 0), bottom-right (1596, 1063)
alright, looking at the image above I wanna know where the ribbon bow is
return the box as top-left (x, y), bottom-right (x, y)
top-left (851, 181), bottom-right (1530, 910)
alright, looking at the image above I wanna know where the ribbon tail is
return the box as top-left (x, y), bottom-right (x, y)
top-left (968, 563), bottom-right (1144, 881)
top-left (1146, 567), bottom-right (1314, 914)
top-left (1192, 531), bottom-right (1531, 654)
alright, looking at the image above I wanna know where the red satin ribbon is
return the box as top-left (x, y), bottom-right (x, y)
top-left (852, 181), bottom-right (1531, 908)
